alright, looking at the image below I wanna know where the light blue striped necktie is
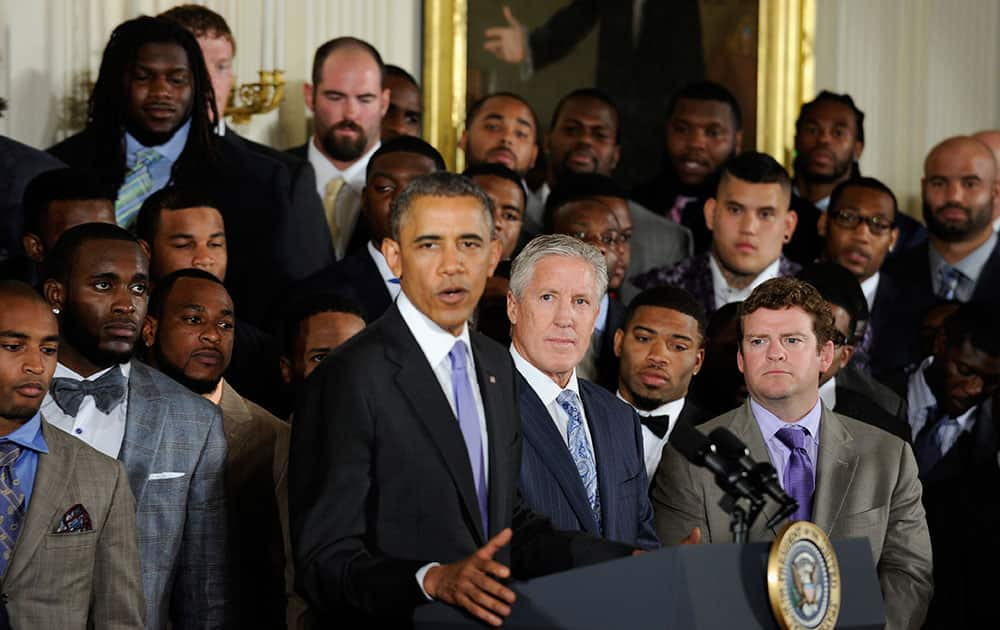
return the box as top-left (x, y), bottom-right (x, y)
top-left (115, 147), bottom-right (163, 228)
top-left (937, 265), bottom-right (964, 301)
top-left (557, 389), bottom-right (602, 531)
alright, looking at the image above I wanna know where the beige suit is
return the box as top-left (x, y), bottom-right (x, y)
top-left (652, 401), bottom-right (933, 630)
top-left (218, 380), bottom-right (290, 629)
top-left (1, 419), bottom-right (144, 629)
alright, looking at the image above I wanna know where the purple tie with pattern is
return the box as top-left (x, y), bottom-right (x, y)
top-left (776, 426), bottom-right (815, 522)
top-left (448, 341), bottom-right (489, 535)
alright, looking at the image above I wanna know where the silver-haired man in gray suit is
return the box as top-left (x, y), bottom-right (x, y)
top-left (40, 223), bottom-right (228, 630)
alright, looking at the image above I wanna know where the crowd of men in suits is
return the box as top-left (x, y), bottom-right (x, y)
top-left (0, 4), bottom-right (997, 630)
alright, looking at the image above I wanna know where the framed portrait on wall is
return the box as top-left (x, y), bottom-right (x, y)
top-left (423, 0), bottom-right (814, 179)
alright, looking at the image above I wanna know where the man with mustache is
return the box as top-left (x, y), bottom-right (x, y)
top-left (632, 81), bottom-right (743, 254)
top-left (143, 268), bottom-right (289, 629)
top-left (508, 234), bottom-right (659, 550)
top-left (877, 136), bottom-right (1000, 375)
top-left (882, 302), bottom-right (1000, 629)
top-left (818, 177), bottom-right (900, 374)
top-left (290, 37), bottom-right (390, 259)
top-left (633, 152), bottom-right (800, 317)
top-left (612, 285), bottom-right (710, 480)
top-left (0, 280), bottom-right (144, 629)
top-left (39, 223), bottom-right (229, 629)
top-left (542, 91), bottom-right (693, 300)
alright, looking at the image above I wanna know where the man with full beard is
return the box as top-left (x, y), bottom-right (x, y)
top-left (877, 136), bottom-right (1000, 375)
top-left (39, 223), bottom-right (228, 629)
top-left (143, 268), bottom-right (290, 629)
top-left (289, 37), bottom-right (389, 259)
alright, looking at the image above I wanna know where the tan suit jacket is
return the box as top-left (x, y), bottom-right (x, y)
top-left (218, 381), bottom-right (290, 629)
top-left (1, 419), bottom-right (144, 629)
top-left (652, 400), bottom-right (933, 630)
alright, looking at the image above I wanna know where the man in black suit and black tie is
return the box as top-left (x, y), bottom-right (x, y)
top-left (612, 285), bottom-right (711, 480)
top-left (290, 173), bottom-right (638, 627)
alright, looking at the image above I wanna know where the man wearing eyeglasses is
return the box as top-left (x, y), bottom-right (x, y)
top-left (819, 177), bottom-right (900, 374)
top-left (546, 189), bottom-right (627, 391)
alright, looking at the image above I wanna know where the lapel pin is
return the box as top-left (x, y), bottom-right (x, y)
top-left (489, 375), bottom-right (496, 384)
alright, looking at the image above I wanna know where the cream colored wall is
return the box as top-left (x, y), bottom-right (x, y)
top-left (814, 0), bottom-right (1000, 216)
top-left (0, 0), bottom-right (422, 150)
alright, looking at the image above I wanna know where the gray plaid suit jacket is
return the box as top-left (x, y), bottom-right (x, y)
top-left (120, 361), bottom-right (229, 630)
top-left (2, 419), bottom-right (145, 629)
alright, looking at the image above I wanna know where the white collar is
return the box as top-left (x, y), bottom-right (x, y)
top-left (616, 390), bottom-right (686, 420)
top-left (510, 345), bottom-right (581, 407)
top-left (307, 138), bottom-right (380, 191)
top-left (55, 361), bottom-right (132, 382)
top-left (367, 241), bottom-right (396, 283)
top-left (708, 253), bottom-right (782, 307)
top-left (860, 272), bottom-right (880, 310)
top-left (397, 291), bottom-right (472, 370)
top-left (818, 375), bottom-right (837, 409)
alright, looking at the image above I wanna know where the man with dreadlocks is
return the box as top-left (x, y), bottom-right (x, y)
top-left (47, 16), bottom-right (328, 330)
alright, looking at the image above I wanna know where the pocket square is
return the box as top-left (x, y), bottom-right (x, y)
top-left (54, 504), bottom-right (92, 533)
top-left (148, 472), bottom-right (185, 480)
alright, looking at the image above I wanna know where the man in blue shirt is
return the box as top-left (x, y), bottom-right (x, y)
top-left (0, 279), bottom-right (144, 628)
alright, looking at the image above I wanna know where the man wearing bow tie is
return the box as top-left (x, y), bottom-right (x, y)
top-left (0, 279), bottom-right (144, 629)
top-left (613, 285), bottom-right (711, 480)
top-left (508, 234), bottom-right (658, 549)
top-left (39, 223), bottom-right (228, 630)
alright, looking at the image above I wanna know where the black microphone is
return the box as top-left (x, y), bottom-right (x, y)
top-left (708, 427), bottom-right (798, 526)
top-left (670, 423), bottom-right (763, 504)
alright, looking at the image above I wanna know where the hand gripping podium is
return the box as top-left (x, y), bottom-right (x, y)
top-left (413, 539), bottom-right (885, 629)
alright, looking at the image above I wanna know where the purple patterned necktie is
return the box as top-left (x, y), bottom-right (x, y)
top-left (775, 426), bottom-right (815, 522)
top-left (448, 341), bottom-right (488, 535)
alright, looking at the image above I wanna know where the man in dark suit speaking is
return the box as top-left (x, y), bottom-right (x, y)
top-left (290, 173), bottom-right (637, 626)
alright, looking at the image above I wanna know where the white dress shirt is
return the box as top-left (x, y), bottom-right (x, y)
top-left (907, 357), bottom-right (977, 456)
top-left (511, 346), bottom-right (596, 451)
top-left (397, 291), bottom-right (489, 597)
top-left (308, 139), bottom-right (379, 257)
top-left (43, 362), bottom-right (131, 458)
top-left (367, 241), bottom-right (401, 302)
top-left (617, 391), bottom-right (685, 481)
top-left (709, 254), bottom-right (782, 310)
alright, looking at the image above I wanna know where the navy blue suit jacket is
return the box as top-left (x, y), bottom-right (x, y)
top-left (517, 375), bottom-right (659, 549)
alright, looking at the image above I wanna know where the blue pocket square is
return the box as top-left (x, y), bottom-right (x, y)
top-left (54, 504), bottom-right (92, 533)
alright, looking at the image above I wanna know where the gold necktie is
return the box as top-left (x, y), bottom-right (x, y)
top-left (323, 177), bottom-right (346, 244)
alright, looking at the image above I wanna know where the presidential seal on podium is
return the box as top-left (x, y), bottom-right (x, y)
top-left (767, 521), bottom-right (841, 630)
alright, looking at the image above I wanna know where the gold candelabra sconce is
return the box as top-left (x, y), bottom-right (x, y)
top-left (225, 69), bottom-right (285, 125)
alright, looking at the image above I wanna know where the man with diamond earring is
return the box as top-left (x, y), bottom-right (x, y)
top-left (652, 277), bottom-right (932, 630)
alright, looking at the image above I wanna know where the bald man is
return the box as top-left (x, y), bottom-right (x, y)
top-left (875, 136), bottom-right (1000, 377)
top-left (972, 130), bottom-right (1000, 231)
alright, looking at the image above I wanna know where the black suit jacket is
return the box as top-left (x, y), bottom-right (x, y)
top-left (289, 305), bottom-right (633, 624)
top-left (884, 375), bottom-right (1000, 629)
top-left (286, 143), bottom-right (308, 161)
top-left (593, 296), bottom-right (626, 392)
top-left (875, 239), bottom-right (1000, 377)
top-left (292, 251), bottom-right (392, 324)
top-left (222, 130), bottom-right (333, 279)
top-left (47, 128), bottom-right (322, 327)
top-left (833, 363), bottom-right (911, 443)
top-left (517, 376), bottom-right (658, 549)
top-left (0, 135), bottom-right (64, 273)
